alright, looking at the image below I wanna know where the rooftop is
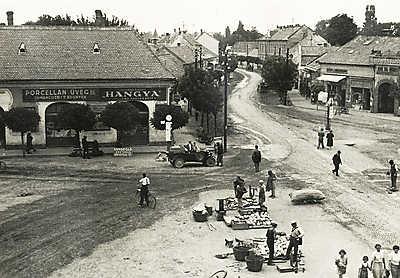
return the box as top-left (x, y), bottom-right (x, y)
top-left (0, 26), bottom-right (175, 81)
top-left (318, 35), bottom-right (400, 66)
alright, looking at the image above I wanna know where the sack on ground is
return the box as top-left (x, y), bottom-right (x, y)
top-left (289, 189), bottom-right (326, 203)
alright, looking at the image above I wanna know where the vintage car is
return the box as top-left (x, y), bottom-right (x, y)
top-left (167, 145), bottom-right (216, 168)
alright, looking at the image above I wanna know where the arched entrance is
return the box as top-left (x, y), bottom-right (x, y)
top-left (0, 107), bottom-right (5, 148)
top-left (378, 83), bottom-right (395, 113)
top-left (45, 102), bottom-right (76, 147)
top-left (120, 101), bottom-right (149, 145)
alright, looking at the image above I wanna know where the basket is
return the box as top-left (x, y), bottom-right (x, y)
top-left (233, 246), bottom-right (251, 261)
top-left (245, 255), bottom-right (264, 272)
top-left (192, 210), bottom-right (208, 222)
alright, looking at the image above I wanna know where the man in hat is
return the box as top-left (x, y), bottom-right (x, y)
top-left (387, 160), bottom-right (398, 191)
top-left (332, 151), bottom-right (342, 176)
top-left (251, 145), bottom-right (262, 172)
top-left (317, 128), bottom-right (325, 149)
top-left (285, 221), bottom-right (304, 266)
top-left (266, 221), bottom-right (279, 265)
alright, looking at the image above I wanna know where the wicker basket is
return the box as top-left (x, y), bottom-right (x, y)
top-left (192, 210), bottom-right (208, 222)
top-left (245, 255), bottom-right (264, 272)
top-left (233, 246), bottom-right (251, 261)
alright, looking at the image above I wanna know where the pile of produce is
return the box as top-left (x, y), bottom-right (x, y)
top-left (230, 211), bottom-right (272, 229)
top-left (224, 197), bottom-right (260, 210)
top-left (251, 235), bottom-right (290, 258)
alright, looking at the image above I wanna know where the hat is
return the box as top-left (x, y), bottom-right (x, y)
top-left (290, 220), bottom-right (297, 225)
top-left (259, 180), bottom-right (264, 184)
top-left (271, 221), bottom-right (278, 226)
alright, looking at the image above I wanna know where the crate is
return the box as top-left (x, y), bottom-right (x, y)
top-left (231, 221), bottom-right (249, 230)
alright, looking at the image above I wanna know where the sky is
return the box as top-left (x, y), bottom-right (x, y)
top-left (1, 0), bottom-right (400, 34)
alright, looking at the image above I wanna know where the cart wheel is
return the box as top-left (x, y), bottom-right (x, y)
top-left (209, 270), bottom-right (227, 278)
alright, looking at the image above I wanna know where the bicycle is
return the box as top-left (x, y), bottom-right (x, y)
top-left (135, 188), bottom-right (157, 209)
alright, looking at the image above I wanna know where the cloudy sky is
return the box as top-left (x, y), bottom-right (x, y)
top-left (0, 0), bottom-right (399, 34)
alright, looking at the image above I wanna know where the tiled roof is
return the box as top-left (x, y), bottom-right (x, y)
top-left (165, 45), bottom-right (195, 64)
top-left (269, 25), bottom-right (303, 41)
top-left (318, 35), bottom-right (400, 66)
top-left (0, 26), bottom-right (175, 81)
top-left (301, 46), bottom-right (339, 66)
top-left (154, 47), bottom-right (185, 78)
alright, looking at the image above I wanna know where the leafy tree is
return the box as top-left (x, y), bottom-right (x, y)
top-left (100, 102), bottom-right (141, 146)
top-left (261, 56), bottom-right (297, 105)
top-left (362, 5), bottom-right (378, 35)
top-left (324, 14), bottom-right (358, 46)
top-left (315, 19), bottom-right (330, 39)
top-left (55, 104), bottom-right (96, 147)
top-left (150, 104), bottom-right (189, 131)
top-left (4, 108), bottom-right (40, 157)
top-left (24, 13), bottom-right (128, 26)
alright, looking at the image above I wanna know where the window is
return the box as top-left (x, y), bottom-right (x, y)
top-left (93, 43), bottom-right (100, 54)
top-left (18, 42), bottom-right (26, 54)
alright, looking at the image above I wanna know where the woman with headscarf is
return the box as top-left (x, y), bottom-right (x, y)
top-left (370, 244), bottom-right (386, 278)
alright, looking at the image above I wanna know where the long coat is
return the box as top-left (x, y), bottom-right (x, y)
top-left (326, 133), bottom-right (334, 147)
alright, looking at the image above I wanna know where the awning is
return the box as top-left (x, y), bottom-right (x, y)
top-left (317, 75), bottom-right (346, 83)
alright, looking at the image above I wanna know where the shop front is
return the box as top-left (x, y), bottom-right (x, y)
top-left (3, 83), bottom-right (172, 147)
top-left (349, 78), bottom-right (374, 110)
top-left (317, 74), bottom-right (347, 106)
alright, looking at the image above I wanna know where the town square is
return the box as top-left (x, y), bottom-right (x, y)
top-left (0, 1), bottom-right (400, 277)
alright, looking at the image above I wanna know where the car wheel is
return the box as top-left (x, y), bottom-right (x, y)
top-left (174, 158), bottom-right (185, 168)
top-left (205, 157), bottom-right (216, 167)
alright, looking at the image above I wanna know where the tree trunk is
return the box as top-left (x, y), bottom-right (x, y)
top-left (188, 101), bottom-right (192, 116)
top-left (201, 112), bottom-right (204, 127)
top-left (20, 132), bottom-right (25, 157)
top-left (116, 130), bottom-right (121, 147)
top-left (206, 112), bottom-right (210, 135)
top-left (75, 130), bottom-right (81, 148)
top-left (213, 112), bottom-right (217, 137)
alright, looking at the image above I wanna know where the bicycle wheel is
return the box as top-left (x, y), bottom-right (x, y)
top-left (136, 190), bottom-right (141, 206)
top-left (148, 194), bottom-right (156, 209)
top-left (209, 270), bottom-right (227, 278)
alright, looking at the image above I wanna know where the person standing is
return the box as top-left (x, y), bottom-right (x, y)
top-left (326, 130), bottom-right (334, 150)
top-left (371, 243), bottom-right (386, 278)
top-left (358, 256), bottom-right (371, 278)
top-left (317, 128), bottom-right (325, 149)
top-left (233, 176), bottom-right (244, 198)
top-left (387, 160), bottom-right (398, 191)
top-left (332, 151), bottom-right (342, 176)
top-left (236, 181), bottom-right (247, 208)
top-left (267, 170), bottom-right (277, 198)
top-left (216, 142), bottom-right (224, 167)
top-left (258, 180), bottom-right (266, 207)
top-left (285, 221), bottom-right (304, 266)
top-left (26, 132), bottom-right (35, 154)
top-left (252, 145), bottom-right (262, 172)
top-left (138, 173), bottom-right (150, 207)
top-left (335, 249), bottom-right (348, 278)
top-left (82, 136), bottom-right (90, 159)
top-left (266, 221), bottom-right (278, 265)
top-left (388, 245), bottom-right (400, 278)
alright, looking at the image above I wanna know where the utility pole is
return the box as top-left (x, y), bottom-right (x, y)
top-left (194, 49), bottom-right (198, 69)
top-left (199, 46), bottom-right (203, 69)
top-left (223, 51), bottom-right (229, 153)
top-left (284, 48), bottom-right (290, 106)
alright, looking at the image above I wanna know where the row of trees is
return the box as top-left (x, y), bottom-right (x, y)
top-left (23, 13), bottom-right (128, 27)
top-left (0, 102), bottom-right (188, 156)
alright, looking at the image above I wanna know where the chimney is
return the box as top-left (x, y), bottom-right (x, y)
top-left (200, 29), bottom-right (203, 34)
top-left (94, 10), bottom-right (105, 27)
top-left (6, 11), bottom-right (13, 26)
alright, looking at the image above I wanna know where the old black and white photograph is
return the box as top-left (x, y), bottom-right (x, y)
top-left (0, 0), bottom-right (400, 277)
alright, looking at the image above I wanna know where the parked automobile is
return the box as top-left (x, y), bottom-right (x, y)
top-left (167, 145), bottom-right (216, 168)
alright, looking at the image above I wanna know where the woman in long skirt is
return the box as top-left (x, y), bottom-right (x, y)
top-left (389, 245), bottom-right (400, 278)
top-left (370, 244), bottom-right (386, 278)
top-left (335, 249), bottom-right (348, 278)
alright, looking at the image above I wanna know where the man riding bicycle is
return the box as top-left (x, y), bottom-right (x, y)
top-left (138, 173), bottom-right (150, 207)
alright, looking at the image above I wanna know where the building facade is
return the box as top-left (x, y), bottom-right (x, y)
top-left (0, 26), bottom-right (176, 148)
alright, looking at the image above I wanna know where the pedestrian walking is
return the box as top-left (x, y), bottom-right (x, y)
top-left (387, 160), bottom-right (398, 191)
top-left (317, 128), bottom-right (325, 149)
top-left (358, 256), bottom-right (371, 278)
top-left (285, 221), bottom-right (304, 267)
top-left (371, 244), bottom-right (386, 278)
top-left (335, 249), bottom-right (348, 278)
top-left (138, 173), bottom-right (150, 207)
top-left (216, 142), bottom-right (224, 166)
top-left (266, 221), bottom-right (278, 265)
top-left (326, 130), bottom-right (334, 150)
top-left (82, 135), bottom-right (90, 159)
top-left (388, 245), bottom-right (400, 278)
top-left (332, 151), bottom-right (342, 176)
top-left (252, 145), bottom-right (262, 172)
top-left (267, 170), bottom-right (277, 198)
top-left (236, 181), bottom-right (247, 208)
top-left (258, 180), bottom-right (266, 207)
top-left (26, 132), bottom-right (36, 154)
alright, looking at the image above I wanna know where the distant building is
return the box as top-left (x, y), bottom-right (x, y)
top-left (232, 41), bottom-right (259, 58)
top-left (258, 25), bottom-right (328, 65)
top-left (317, 35), bottom-right (400, 114)
top-left (195, 31), bottom-right (219, 56)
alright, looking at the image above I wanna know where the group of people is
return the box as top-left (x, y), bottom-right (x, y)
top-left (183, 141), bottom-right (200, 153)
top-left (317, 128), bottom-right (335, 150)
top-left (336, 243), bottom-right (400, 278)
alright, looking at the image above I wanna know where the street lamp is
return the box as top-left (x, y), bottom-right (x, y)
top-left (223, 47), bottom-right (231, 153)
top-left (161, 114), bottom-right (173, 151)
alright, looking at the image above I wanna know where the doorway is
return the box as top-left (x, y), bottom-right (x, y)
top-left (45, 102), bottom-right (76, 147)
top-left (0, 107), bottom-right (5, 148)
top-left (378, 83), bottom-right (394, 113)
top-left (120, 101), bottom-right (149, 145)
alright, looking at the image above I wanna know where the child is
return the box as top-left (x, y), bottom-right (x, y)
top-left (358, 256), bottom-right (370, 278)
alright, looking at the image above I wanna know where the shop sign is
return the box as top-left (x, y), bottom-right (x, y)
top-left (22, 87), bottom-right (167, 102)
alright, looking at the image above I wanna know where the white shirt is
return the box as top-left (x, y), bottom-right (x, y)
top-left (389, 252), bottom-right (400, 266)
top-left (139, 177), bottom-right (150, 186)
top-left (371, 251), bottom-right (384, 263)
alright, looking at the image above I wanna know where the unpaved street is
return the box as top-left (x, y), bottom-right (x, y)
top-left (48, 70), bottom-right (400, 278)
